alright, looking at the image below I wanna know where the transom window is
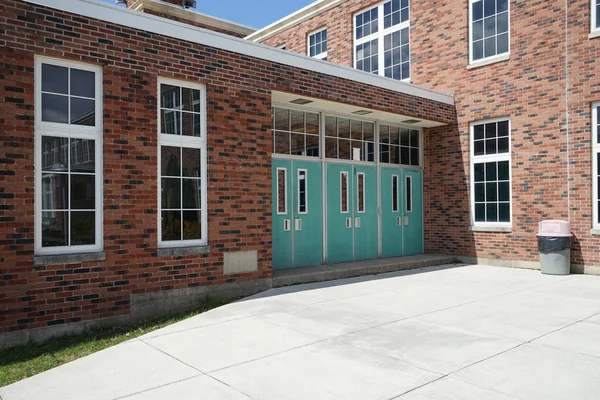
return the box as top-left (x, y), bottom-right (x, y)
top-left (272, 108), bottom-right (320, 157)
top-left (592, 104), bottom-right (600, 228)
top-left (471, 119), bottom-right (511, 225)
top-left (354, 0), bottom-right (410, 81)
top-left (470, 0), bottom-right (509, 63)
top-left (379, 125), bottom-right (420, 166)
top-left (308, 28), bottom-right (327, 60)
top-left (158, 79), bottom-right (207, 247)
top-left (325, 116), bottom-right (375, 162)
top-left (35, 57), bottom-right (103, 254)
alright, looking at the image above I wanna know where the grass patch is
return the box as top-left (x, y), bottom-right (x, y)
top-left (0, 297), bottom-right (228, 388)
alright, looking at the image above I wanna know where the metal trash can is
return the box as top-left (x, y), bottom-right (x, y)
top-left (537, 220), bottom-right (571, 275)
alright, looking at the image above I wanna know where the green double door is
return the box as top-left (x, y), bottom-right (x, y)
top-left (272, 159), bottom-right (323, 270)
top-left (326, 163), bottom-right (378, 263)
top-left (380, 167), bottom-right (423, 257)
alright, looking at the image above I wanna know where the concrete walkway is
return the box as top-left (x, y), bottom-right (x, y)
top-left (2, 264), bottom-right (600, 400)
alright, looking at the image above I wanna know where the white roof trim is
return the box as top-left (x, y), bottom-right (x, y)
top-left (25, 0), bottom-right (454, 106)
top-left (245, 0), bottom-right (341, 43)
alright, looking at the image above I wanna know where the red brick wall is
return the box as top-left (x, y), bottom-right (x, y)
top-left (0, 0), bottom-right (453, 335)
top-left (264, 0), bottom-right (600, 269)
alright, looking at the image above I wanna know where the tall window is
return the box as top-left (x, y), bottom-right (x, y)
top-left (35, 57), bottom-right (103, 254)
top-left (158, 79), bottom-right (207, 246)
top-left (272, 108), bottom-right (320, 157)
top-left (471, 119), bottom-right (511, 225)
top-left (470, 0), bottom-right (509, 63)
top-left (354, 0), bottom-right (410, 81)
top-left (593, 0), bottom-right (600, 32)
top-left (593, 104), bottom-right (600, 228)
top-left (308, 28), bottom-right (327, 60)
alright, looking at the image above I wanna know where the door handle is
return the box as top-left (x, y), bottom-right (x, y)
top-left (396, 216), bottom-right (401, 226)
top-left (345, 217), bottom-right (352, 228)
top-left (355, 217), bottom-right (361, 228)
top-left (295, 218), bottom-right (302, 231)
top-left (283, 219), bottom-right (291, 231)
top-left (404, 216), bottom-right (409, 226)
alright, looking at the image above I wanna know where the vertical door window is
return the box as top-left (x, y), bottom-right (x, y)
top-left (298, 169), bottom-right (307, 214)
top-left (277, 168), bottom-right (287, 215)
top-left (392, 175), bottom-right (399, 212)
top-left (340, 172), bottom-right (349, 213)
top-left (406, 175), bottom-right (413, 212)
top-left (357, 173), bottom-right (366, 213)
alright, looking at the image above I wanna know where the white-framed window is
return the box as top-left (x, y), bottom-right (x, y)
top-left (34, 56), bottom-right (103, 255)
top-left (273, 107), bottom-right (320, 157)
top-left (158, 78), bottom-right (207, 247)
top-left (357, 172), bottom-right (366, 213)
top-left (470, 118), bottom-right (511, 226)
top-left (392, 174), bottom-right (399, 212)
top-left (592, 104), bottom-right (600, 228)
top-left (469, 0), bottom-right (509, 63)
top-left (298, 169), bottom-right (308, 214)
top-left (592, 0), bottom-right (600, 33)
top-left (340, 171), bottom-right (349, 213)
top-left (405, 175), bottom-right (413, 212)
top-left (354, 0), bottom-right (410, 81)
top-left (277, 168), bottom-right (287, 215)
top-left (308, 28), bottom-right (327, 60)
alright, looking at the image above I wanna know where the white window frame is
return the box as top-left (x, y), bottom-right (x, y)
top-left (276, 167), bottom-right (288, 215)
top-left (468, 0), bottom-right (510, 65)
top-left (307, 27), bottom-right (328, 60)
top-left (469, 117), bottom-right (512, 228)
top-left (157, 77), bottom-right (208, 248)
top-left (34, 56), bottom-right (104, 255)
top-left (353, 1), bottom-right (411, 82)
top-left (593, 104), bottom-right (600, 228)
top-left (592, 0), bottom-right (600, 34)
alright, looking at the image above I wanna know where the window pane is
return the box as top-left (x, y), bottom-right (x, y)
top-left (498, 137), bottom-right (509, 153)
top-left (70, 97), bottom-right (95, 126)
top-left (401, 129), bottom-right (410, 146)
top-left (472, 0), bottom-right (483, 21)
top-left (42, 174), bottom-right (68, 210)
top-left (325, 137), bottom-right (337, 158)
top-left (484, 0), bottom-right (495, 17)
top-left (473, 20), bottom-right (483, 41)
top-left (357, 173), bottom-right (365, 212)
top-left (306, 112), bottom-right (319, 134)
top-left (71, 174), bottom-right (95, 209)
top-left (162, 211), bottom-right (181, 241)
top-left (389, 126), bottom-right (400, 145)
top-left (350, 120), bottom-right (362, 140)
top-left (291, 110), bottom-right (304, 132)
top-left (400, 146), bottom-right (410, 165)
top-left (474, 140), bottom-right (485, 156)
top-left (498, 182), bottom-right (510, 201)
top-left (485, 139), bottom-right (496, 154)
top-left (486, 203), bottom-right (498, 222)
top-left (183, 211), bottom-right (201, 240)
top-left (484, 37), bottom-right (496, 57)
top-left (42, 94), bottom-right (68, 123)
top-left (410, 148), bottom-right (419, 166)
top-left (290, 133), bottom-right (305, 156)
top-left (274, 108), bottom-right (290, 131)
top-left (42, 211), bottom-right (68, 247)
top-left (341, 173), bottom-right (349, 213)
top-left (410, 130), bottom-right (419, 147)
top-left (498, 161), bottom-right (510, 180)
top-left (274, 131), bottom-right (290, 154)
top-left (497, 0), bottom-right (508, 13)
top-left (474, 163), bottom-right (485, 182)
top-left (499, 203), bottom-right (510, 222)
top-left (473, 40), bottom-right (484, 60)
top-left (390, 145), bottom-right (400, 164)
top-left (42, 137), bottom-right (68, 172)
top-left (161, 84), bottom-right (181, 109)
top-left (484, 16), bottom-right (495, 37)
top-left (338, 118), bottom-right (350, 139)
top-left (42, 64), bottom-right (68, 94)
top-left (486, 182), bottom-right (498, 201)
top-left (497, 33), bottom-right (509, 54)
top-left (305, 134), bottom-right (320, 157)
top-left (181, 148), bottom-right (200, 177)
top-left (339, 139), bottom-right (352, 160)
top-left (277, 169), bottom-right (286, 214)
top-left (161, 146), bottom-right (181, 176)
top-left (182, 178), bottom-right (200, 209)
top-left (298, 170), bottom-right (307, 213)
top-left (497, 12), bottom-right (509, 33)
top-left (181, 88), bottom-right (200, 112)
top-left (497, 120), bottom-right (509, 136)
top-left (406, 176), bottom-right (413, 212)
top-left (475, 204), bottom-right (486, 222)
top-left (71, 211), bottom-right (95, 245)
top-left (162, 178), bottom-right (181, 209)
top-left (161, 110), bottom-right (181, 135)
top-left (70, 69), bottom-right (95, 98)
top-left (475, 183), bottom-right (485, 202)
top-left (182, 112), bottom-right (201, 137)
top-left (392, 175), bottom-right (399, 212)
top-left (325, 116), bottom-right (337, 137)
top-left (486, 162), bottom-right (497, 181)
top-left (351, 140), bottom-right (362, 161)
top-left (70, 139), bottom-right (95, 172)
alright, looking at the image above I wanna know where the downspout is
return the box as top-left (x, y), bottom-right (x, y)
top-left (565, 0), bottom-right (571, 222)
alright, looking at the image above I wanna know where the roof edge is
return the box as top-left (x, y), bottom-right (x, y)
top-left (245, 0), bottom-right (341, 42)
top-left (24, 0), bottom-right (454, 106)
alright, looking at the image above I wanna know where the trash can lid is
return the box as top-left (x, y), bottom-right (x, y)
top-left (537, 220), bottom-right (571, 237)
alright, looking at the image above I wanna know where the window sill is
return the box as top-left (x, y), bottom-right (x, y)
top-left (589, 31), bottom-right (600, 39)
top-left (467, 53), bottom-right (510, 70)
top-left (34, 251), bottom-right (106, 266)
top-left (157, 246), bottom-right (211, 257)
top-left (590, 228), bottom-right (600, 236)
top-left (470, 225), bottom-right (512, 233)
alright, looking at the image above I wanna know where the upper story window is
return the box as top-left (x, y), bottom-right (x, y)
top-left (35, 56), bottom-right (103, 255)
top-left (308, 28), bottom-right (327, 60)
top-left (470, 118), bottom-right (511, 226)
top-left (470, 0), bottom-right (509, 63)
top-left (158, 79), bottom-right (207, 247)
top-left (354, 0), bottom-right (410, 81)
top-left (592, 0), bottom-right (600, 33)
top-left (592, 104), bottom-right (600, 228)
top-left (273, 107), bottom-right (320, 157)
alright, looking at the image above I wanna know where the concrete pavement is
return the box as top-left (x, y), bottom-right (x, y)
top-left (2, 264), bottom-right (600, 400)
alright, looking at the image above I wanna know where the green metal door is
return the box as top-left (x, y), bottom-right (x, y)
top-left (353, 165), bottom-right (378, 261)
top-left (326, 163), bottom-right (354, 263)
top-left (381, 167), bottom-right (404, 258)
top-left (403, 169), bottom-right (424, 255)
top-left (272, 159), bottom-right (293, 269)
top-left (292, 160), bottom-right (323, 268)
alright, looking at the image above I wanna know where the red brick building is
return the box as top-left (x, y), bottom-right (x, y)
top-left (0, 0), bottom-right (455, 348)
top-left (248, 0), bottom-right (600, 273)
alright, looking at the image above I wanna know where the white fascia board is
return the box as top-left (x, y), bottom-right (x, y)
top-left (25, 0), bottom-right (454, 106)
top-left (245, 0), bottom-right (340, 42)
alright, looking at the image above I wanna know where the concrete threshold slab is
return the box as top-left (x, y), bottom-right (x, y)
top-left (272, 254), bottom-right (459, 288)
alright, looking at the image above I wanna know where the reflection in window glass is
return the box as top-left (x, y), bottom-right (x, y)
top-left (278, 169), bottom-right (287, 214)
top-left (298, 170), bottom-right (307, 214)
top-left (341, 172), bottom-right (349, 213)
top-left (379, 125), bottom-right (420, 166)
top-left (325, 116), bottom-right (375, 162)
top-left (272, 107), bottom-right (320, 157)
top-left (357, 173), bottom-right (365, 213)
